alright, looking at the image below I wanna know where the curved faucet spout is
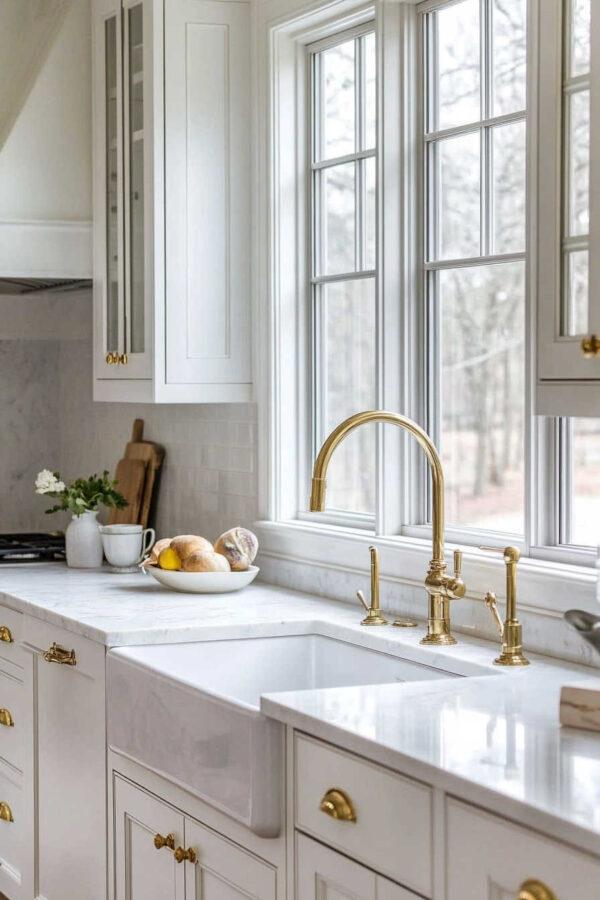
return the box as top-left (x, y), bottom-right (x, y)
top-left (310, 410), bottom-right (465, 646)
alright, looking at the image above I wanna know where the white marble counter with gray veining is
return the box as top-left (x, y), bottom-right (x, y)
top-left (3, 562), bottom-right (600, 856)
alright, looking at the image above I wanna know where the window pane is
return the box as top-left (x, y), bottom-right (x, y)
top-left (492, 0), bottom-right (526, 116)
top-left (436, 131), bottom-right (481, 261)
top-left (568, 89), bottom-right (590, 237)
top-left (569, 417), bottom-right (600, 546)
top-left (430, 0), bottom-right (480, 131)
top-left (320, 40), bottom-right (355, 160)
top-left (438, 262), bottom-right (525, 533)
top-left (320, 279), bottom-right (376, 513)
top-left (364, 156), bottom-right (376, 270)
top-left (364, 32), bottom-right (376, 150)
top-left (320, 162), bottom-right (355, 276)
top-left (493, 120), bottom-right (526, 254)
top-left (564, 249), bottom-right (589, 336)
top-left (570, 0), bottom-right (591, 77)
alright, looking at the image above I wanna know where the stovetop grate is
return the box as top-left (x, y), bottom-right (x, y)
top-left (0, 533), bottom-right (66, 563)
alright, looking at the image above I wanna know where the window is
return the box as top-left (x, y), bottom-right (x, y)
top-left (422, 0), bottom-right (527, 536)
top-left (309, 27), bottom-right (377, 516)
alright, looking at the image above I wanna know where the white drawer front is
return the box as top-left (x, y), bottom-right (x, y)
top-left (0, 663), bottom-right (23, 772)
top-left (0, 764), bottom-right (25, 897)
top-left (0, 605), bottom-right (23, 667)
top-left (295, 734), bottom-right (432, 897)
top-left (447, 799), bottom-right (600, 899)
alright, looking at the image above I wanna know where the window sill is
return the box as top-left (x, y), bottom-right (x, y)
top-left (255, 518), bottom-right (598, 616)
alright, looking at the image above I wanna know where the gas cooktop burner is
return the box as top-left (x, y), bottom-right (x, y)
top-left (0, 533), bottom-right (66, 563)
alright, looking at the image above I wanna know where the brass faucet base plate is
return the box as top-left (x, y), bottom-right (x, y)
top-left (361, 613), bottom-right (388, 626)
top-left (392, 619), bottom-right (418, 628)
top-left (494, 651), bottom-right (529, 666)
top-left (420, 633), bottom-right (457, 646)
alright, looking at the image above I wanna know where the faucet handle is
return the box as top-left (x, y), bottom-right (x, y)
top-left (356, 590), bottom-right (369, 613)
top-left (453, 549), bottom-right (462, 579)
top-left (485, 591), bottom-right (504, 636)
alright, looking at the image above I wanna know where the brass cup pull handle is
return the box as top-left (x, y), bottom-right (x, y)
top-left (174, 846), bottom-right (197, 864)
top-left (581, 335), bottom-right (600, 358)
top-left (0, 626), bottom-right (13, 644)
top-left (518, 879), bottom-right (556, 900)
top-left (43, 643), bottom-right (77, 666)
top-left (0, 709), bottom-right (14, 727)
top-left (0, 802), bottom-right (13, 823)
top-left (154, 833), bottom-right (175, 851)
top-left (319, 788), bottom-right (357, 822)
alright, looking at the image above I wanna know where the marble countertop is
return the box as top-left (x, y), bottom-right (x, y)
top-left (3, 562), bottom-right (600, 854)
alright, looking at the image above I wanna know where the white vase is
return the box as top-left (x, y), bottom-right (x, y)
top-left (65, 510), bottom-right (103, 569)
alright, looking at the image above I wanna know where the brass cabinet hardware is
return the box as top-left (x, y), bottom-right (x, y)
top-left (174, 846), bottom-right (197, 864)
top-left (357, 546), bottom-right (388, 626)
top-left (43, 642), bottom-right (77, 666)
top-left (153, 833), bottom-right (175, 851)
top-left (0, 708), bottom-right (14, 727)
top-left (0, 626), bottom-right (13, 643)
top-left (319, 788), bottom-right (357, 823)
top-left (518, 879), bottom-right (556, 900)
top-left (118, 353), bottom-right (128, 365)
top-left (310, 411), bottom-right (466, 645)
top-left (581, 335), bottom-right (600, 358)
top-left (106, 352), bottom-right (118, 365)
top-left (0, 802), bottom-right (13, 823)
top-left (481, 545), bottom-right (529, 666)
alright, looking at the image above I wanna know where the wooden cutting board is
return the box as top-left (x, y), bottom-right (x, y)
top-left (108, 457), bottom-right (147, 525)
top-left (123, 419), bottom-right (165, 528)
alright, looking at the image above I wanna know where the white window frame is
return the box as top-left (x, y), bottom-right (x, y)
top-left (255, 0), bottom-right (599, 621)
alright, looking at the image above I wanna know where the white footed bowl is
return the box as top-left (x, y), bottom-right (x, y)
top-left (145, 564), bottom-right (259, 594)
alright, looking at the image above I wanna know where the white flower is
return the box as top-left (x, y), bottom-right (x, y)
top-left (35, 470), bottom-right (66, 495)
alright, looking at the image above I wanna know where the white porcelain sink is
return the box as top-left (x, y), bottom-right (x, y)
top-left (107, 634), bottom-right (459, 836)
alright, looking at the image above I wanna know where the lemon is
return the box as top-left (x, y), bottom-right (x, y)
top-left (158, 547), bottom-right (182, 571)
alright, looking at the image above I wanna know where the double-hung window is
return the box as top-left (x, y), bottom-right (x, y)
top-left (309, 27), bottom-right (377, 520)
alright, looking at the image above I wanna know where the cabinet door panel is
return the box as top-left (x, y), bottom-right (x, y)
top-left (185, 816), bottom-right (276, 900)
top-left (446, 799), bottom-right (600, 899)
top-left (114, 776), bottom-right (185, 900)
top-left (164, 0), bottom-right (251, 387)
top-left (296, 834), bottom-right (419, 900)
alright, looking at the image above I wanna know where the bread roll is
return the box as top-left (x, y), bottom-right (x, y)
top-left (182, 550), bottom-right (231, 573)
top-left (170, 534), bottom-right (213, 560)
top-left (214, 527), bottom-right (258, 571)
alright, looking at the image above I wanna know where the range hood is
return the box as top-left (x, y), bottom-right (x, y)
top-left (0, 277), bottom-right (92, 296)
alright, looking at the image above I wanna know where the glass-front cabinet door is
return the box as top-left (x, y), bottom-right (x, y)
top-left (94, 0), bottom-right (152, 383)
top-left (537, 0), bottom-right (600, 414)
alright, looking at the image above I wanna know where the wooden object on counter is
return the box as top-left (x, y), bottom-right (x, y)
top-left (108, 458), bottom-right (147, 526)
top-left (560, 684), bottom-right (600, 732)
top-left (108, 419), bottom-right (165, 528)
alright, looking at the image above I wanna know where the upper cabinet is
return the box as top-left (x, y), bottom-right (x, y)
top-left (537, 0), bottom-right (600, 415)
top-left (92, 0), bottom-right (252, 403)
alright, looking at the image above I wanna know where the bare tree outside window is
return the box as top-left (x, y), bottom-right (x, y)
top-left (423, 0), bottom-right (526, 534)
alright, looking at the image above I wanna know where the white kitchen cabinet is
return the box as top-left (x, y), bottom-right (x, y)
top-left (92, 0), bottom-right (252, 403)
top-left (296, 834), bottom-right (419, 900)
top-left (536, 0), bottom-right (600, 415)
top-left (446, 798), bottom-right (600, 900)
top-left (113, 775), bottom-right (277, 900)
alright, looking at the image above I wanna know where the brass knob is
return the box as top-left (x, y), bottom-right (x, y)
top-left (319, 788), bottom-right (356, 822)
top-left (42, 643), bottom-right (77, 666)
top-left (0, 626), bottom-right (13, 643)
top-left (174, 846), bottom-right (197, 864)
top-left (0, 709), bottom-right (14, 727)
top-left (518, 880), bottom-right (556, 900)
top-left (0, 802), bottom-right (13, 823)
top-left (581, 335), bottom-right (600, 357)
top-left (106, 352), bottom-right (117, 365)
top-left (118, 353), bottom-right (128, 365)
top-left (154, 833), bottom-right (175, 851)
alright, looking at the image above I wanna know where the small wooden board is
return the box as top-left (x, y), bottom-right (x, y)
top-left (123, 419), bottom-right (165, 528)
top-left (108, 457), bottom-right (147, 525)
top-left (560, 684), bottom-right (600, 732)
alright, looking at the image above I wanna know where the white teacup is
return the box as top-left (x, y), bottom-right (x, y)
top-left (99, 524), bottom-right (155, 570)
